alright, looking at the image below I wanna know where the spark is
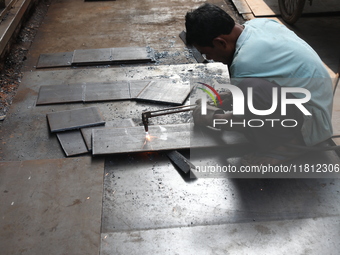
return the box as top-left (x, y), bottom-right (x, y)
top-left (146, 133), bottom-right (151, 141)
top-left (142, 132), bottom-right (157, 149)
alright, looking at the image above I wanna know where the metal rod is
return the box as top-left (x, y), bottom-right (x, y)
top-left (148, 104), bottom-right (196, 117)
top-left (142, 104), bottom-right (196, 133)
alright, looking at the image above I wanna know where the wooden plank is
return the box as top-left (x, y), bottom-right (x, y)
top-left (57, 130), bottom-right (89, 156)
top-left (81, 118), bottom-right (136, 151)
top-left (36, 84), bottom-right (84, 105)
top-left (136, 80), bottom-right (192, 105)
top-left (92, 124), bottom-right (225, 155)
top-left (47, 107), bottom-right (105, 133)
top-left (245, 0), bottom-right (340, 17)
top-left (36, 51), bottom-right (73, 68)
top-left (245, 0), bottom-right (277, 16)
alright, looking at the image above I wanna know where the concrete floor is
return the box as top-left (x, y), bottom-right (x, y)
top-left (0, 0), bottom-right (340, 254)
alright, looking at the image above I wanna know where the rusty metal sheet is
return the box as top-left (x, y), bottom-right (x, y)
top-left (92, 123), bottom-right (224, 155)
top-left (47, 106), bottom-right (105, 133)
top-left (81, 118), bottom-right (135, 151)
top-left (0, 157), bottom-right (104, 255)
top-left (84, 81), bottom-right (131, 102)
top-left (36, 84), bottom-right (84, 105)
top-left (57, 130), bottom-right (89, 156)
top-left (136, 80), bottom-right (192, 105)
top-left (72, 48), bottom-right (112, 65)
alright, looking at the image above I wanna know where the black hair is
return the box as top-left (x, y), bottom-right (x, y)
top-left (185, 3), bottom-right (235, 47)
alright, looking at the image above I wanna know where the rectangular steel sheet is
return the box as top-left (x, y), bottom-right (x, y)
top-left (92, 123), bottom-right (224, 155)
top-left (47, 106), bottom-right (105, 133)
top-left (37, 47), bottom-right (155, 68)
top-left (129, 80), bottom-right (151, 98)
top-left (136, 79), bottom-right (192, 105)
top-left (84, 81), bottom-right (131, 102)
top-left (81, 118), bottom-right (135, 151)
top-left (36, 51), bottom-right (73, 68)
top-left (36, 79), bottom-right (191, 105)
top-left (111, 47), bottom-right (155, 63)
top-left (72, 48), bottom-right (112, 65)
top-left (36, 84), bottom-right (84, 105)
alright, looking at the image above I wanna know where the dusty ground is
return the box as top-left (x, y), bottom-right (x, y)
top-left (0, 0), bottom-right (51, 118)
top-left (0, 0), bottom-right (243, 119)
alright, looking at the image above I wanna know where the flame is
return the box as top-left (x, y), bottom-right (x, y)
top-left (142, 132), bottom-right (157, 149)
top-left (146, 133), bottom-right (151, 141)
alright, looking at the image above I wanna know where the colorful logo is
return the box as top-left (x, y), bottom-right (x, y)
top-left (197, 82), bottom-right (222, 106)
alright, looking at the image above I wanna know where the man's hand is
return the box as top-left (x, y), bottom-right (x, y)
top-left (193, 99), bottom-right (224, 127)
top-left (218, 91), bottom-right (233, 111)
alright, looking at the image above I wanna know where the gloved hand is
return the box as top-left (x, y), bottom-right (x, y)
top-left (217, 91), bottom-right (233, 111)
top-left (193, 99), bottom-right (224, 127)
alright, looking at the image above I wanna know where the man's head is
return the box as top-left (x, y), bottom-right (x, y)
top-left (185, 3), bottom-right (239, 65)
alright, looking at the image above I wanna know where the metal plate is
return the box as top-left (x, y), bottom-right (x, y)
top-left (166, 150), bottom-right (195, 174)
top-left (36, 51), bottom-right (73, 68)
top-left (47, 106), bottom-right (105, 133)
top-left (36, 84), bottom-right (84, 105)
top-left (101, 217), bottom-right (340, 254)
top-left (36, 79), bottom-right (191, 105)
top-left (57, 130), bottom-right (89, 156)
top-left (111, 47), bottom-right (155, 63)
top-left (92, 123), bottom-right (224, 155)
top-left (129, 80), bottom-right (151, 98)
top-left (101, 151), bottom-right (340, 232)
top-left (136, 80), bottom-right (192, 105)
top-left (72, 48), bottom-right (112, 65)
top-left (179, 31), bottom-right (207, 64)
top-left (81, 118), bottom-right (135, 151)
top-left (0, 157), bottom-right (104, 255)
top-left (84, 81), bottom-right (131, 102)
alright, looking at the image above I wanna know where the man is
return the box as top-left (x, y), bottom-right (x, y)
top-left (185, 3), bottom-right (333, 166)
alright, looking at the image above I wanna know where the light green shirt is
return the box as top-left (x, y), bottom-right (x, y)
top-left (230, 18), bottom-right (333, 146)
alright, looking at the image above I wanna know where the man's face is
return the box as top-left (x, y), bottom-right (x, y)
top-left (194, 38), bottom-right (235, 66)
